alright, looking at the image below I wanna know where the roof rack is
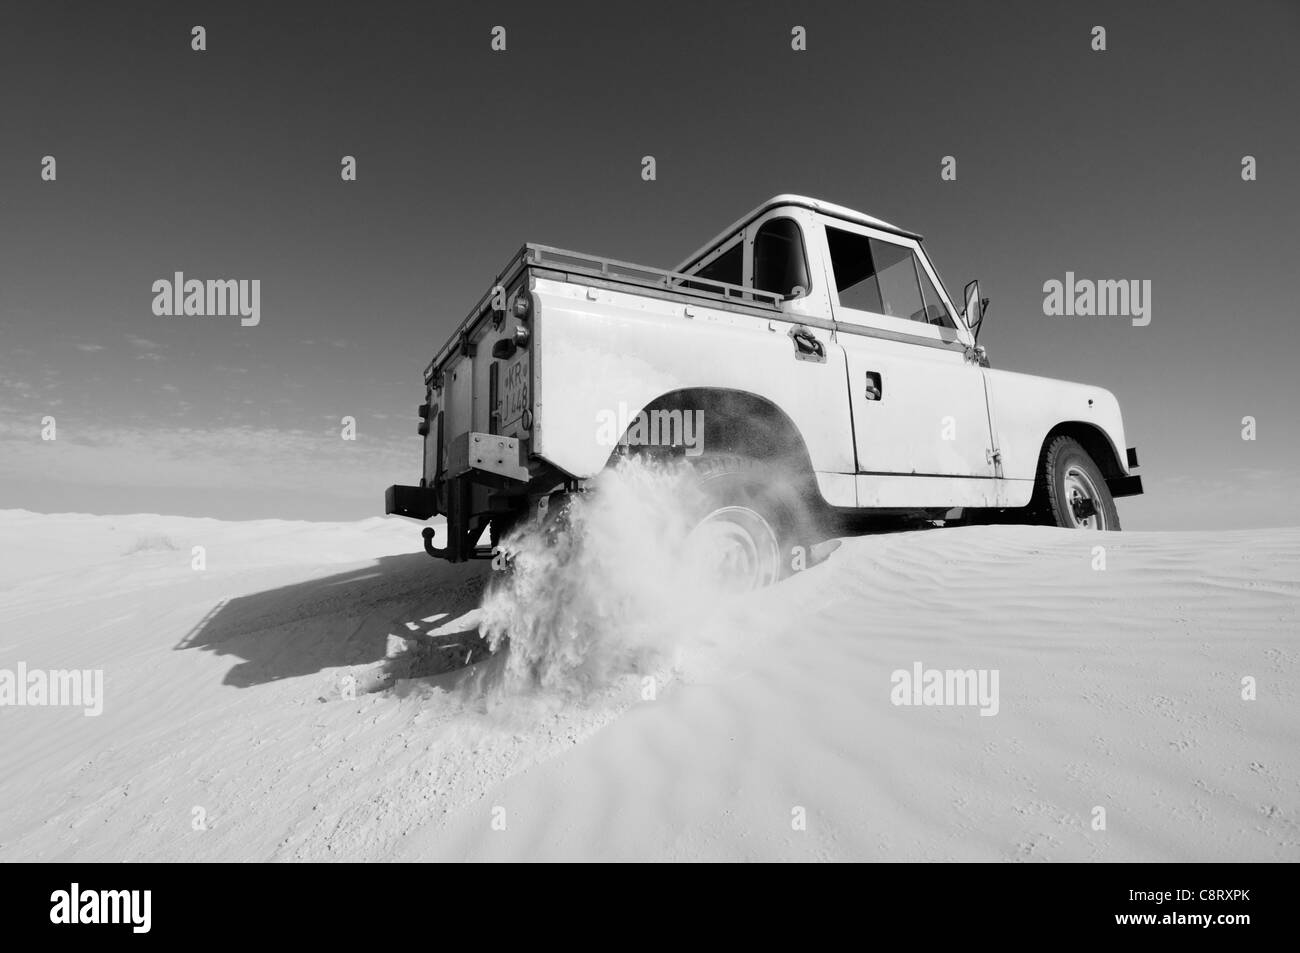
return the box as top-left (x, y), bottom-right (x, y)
top-left (525, 243), bottom-right (783, 307)
top-left (424, 244), bottom-right (784, 383)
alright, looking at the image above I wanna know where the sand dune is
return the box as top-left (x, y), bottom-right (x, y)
top-left (0, 508), bottom-right (1296, 861)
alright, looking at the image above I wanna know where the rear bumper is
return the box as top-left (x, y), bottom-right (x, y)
top-left (387, 479), bottom-right (486, 562)
top-left (384, 484), bottom-right (439, 520)
top-left (386, 430), bottom-right (533, 563)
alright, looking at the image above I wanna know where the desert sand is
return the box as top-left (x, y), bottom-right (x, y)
top-left (0, 504), bottom-right (1296, 862)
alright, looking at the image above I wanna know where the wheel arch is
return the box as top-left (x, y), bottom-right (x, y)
top-left (1038, 421), bottom-right (1126, 480)
top-left (613, 386), bottom-right (819, 483)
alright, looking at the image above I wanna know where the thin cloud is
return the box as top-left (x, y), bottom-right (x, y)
top-left (0, 375), bottom-right (35, 397)
top-left (0, 420), bottom-right (415, 501)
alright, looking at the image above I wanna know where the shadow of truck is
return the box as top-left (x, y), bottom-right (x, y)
top-left (175, 551), bottom-right (494, 689)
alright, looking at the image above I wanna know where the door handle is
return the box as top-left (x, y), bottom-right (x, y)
top-left (789, 325), bottom-right (826, 363)
top-left (865, 371), bottom-right (882, 401)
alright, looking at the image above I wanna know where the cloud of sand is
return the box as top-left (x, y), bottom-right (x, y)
top-left (477, 457), bottom-right (737, 697)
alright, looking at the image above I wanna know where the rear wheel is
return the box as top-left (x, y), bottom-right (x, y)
top-left (682, 455), bottom-right (810, 591)
top-left (1035, 436), bottom-right (1120, 530)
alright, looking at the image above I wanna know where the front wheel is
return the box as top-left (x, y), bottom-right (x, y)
top-left (1035, 436), bottom-right (1121, 530)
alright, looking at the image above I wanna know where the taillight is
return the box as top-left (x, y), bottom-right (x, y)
top-left (512, 291), bottom-right (531, 320)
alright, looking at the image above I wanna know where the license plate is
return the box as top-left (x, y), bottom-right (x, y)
top-left (498, 353), bottom-right (530, 429)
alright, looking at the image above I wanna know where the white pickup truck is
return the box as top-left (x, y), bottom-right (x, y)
top-left (386, 195), bottom-right (1143, 587)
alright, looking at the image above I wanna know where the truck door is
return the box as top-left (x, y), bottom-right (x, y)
top-left (814, 218), bottom-right (995, 493)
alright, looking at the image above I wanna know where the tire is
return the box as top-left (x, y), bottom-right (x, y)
top-left (682, 454), bottom-right (812, 591)
top-left (1034, 436), bottom-right (1121, 531)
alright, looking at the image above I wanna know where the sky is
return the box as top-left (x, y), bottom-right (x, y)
top-left (1, 0), bottom-right (1297, 528)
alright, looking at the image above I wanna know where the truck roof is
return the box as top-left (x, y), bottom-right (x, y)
top-left (676, 194), bottom-right (923, 273)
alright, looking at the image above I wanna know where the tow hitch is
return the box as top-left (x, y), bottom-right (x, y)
top-left (421, 526), bottom-right (446, 559)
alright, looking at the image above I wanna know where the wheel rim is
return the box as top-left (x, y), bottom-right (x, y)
top-left (684, 505), bottom-right (781, 591)
top-left (1062, 465), bottom-right (1108, 530)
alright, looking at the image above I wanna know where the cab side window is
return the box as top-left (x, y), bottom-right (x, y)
top-left (914, 261), bottom-right (956, 328)
top-left (752, 217), bottom-right (810, 298)
top-left (690, 240), bottom-right (743, 291)
top-left (825, 227), bottom-right (883, 313)
top-left (825, 225), bottom-right (953, 329)
top-left (870, 237), bottom-right (925, 322)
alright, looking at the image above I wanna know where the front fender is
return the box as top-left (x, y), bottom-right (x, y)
top-left (986, 367), bottom-right (1130, 482)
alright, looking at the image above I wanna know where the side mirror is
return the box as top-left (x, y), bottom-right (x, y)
top-left (963, 279), bottom-right (989, 341)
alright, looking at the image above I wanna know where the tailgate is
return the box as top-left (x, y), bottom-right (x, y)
top-left (423, 273), bottom-right (534, 487)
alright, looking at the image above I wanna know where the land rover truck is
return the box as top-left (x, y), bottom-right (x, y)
top-left (385, 195), bottom-right (1143, 588)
